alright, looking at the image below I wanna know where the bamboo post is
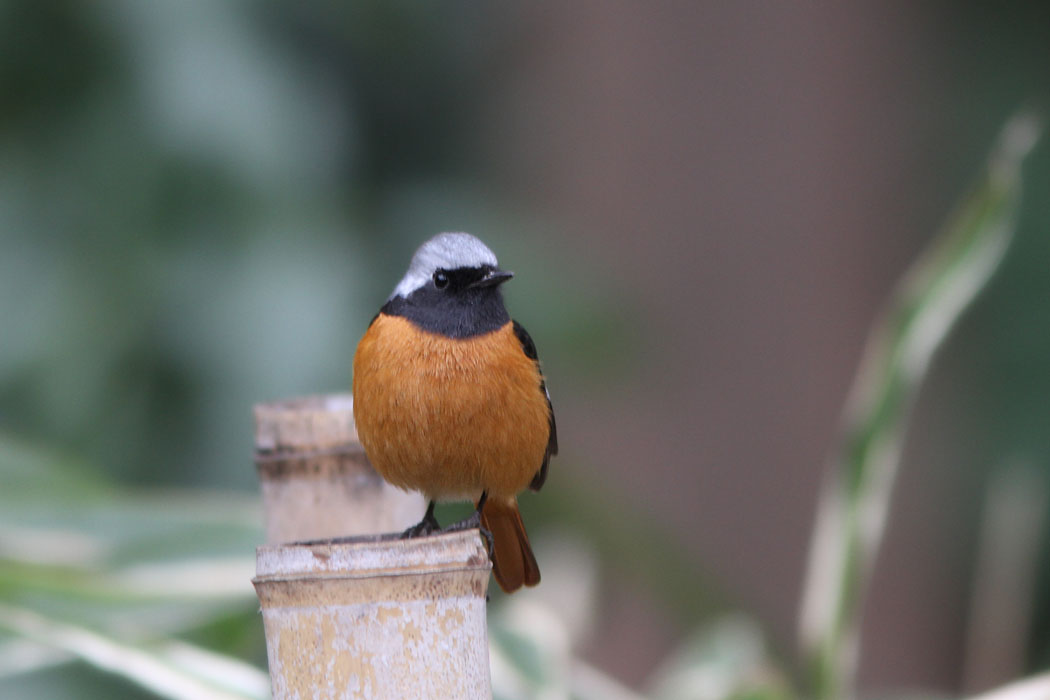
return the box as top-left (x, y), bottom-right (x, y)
top-left (252, 394), bottom-right (494, 699)
top-left (254, 393), bottom-right (424, 542)
top-left (254, 532), bottom-right (492, 699)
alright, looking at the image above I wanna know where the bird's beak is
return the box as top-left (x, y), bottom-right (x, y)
top-left (470, 269), bottom-right (514, 288)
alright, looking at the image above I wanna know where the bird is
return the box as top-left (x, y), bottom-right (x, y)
top-left (352, 232), bottom-right (557, 593)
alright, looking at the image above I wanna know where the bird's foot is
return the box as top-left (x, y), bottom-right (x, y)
top-left (401, 518), bottom-right (440, 539)
top-left (442, 511), bottom-right (494, 558)
top-left (401, 501), bottom-right (440, 539)
top-left (480, 526), bottom-right (494, 558)
top-left (442, 509), bottom-right (481, 532)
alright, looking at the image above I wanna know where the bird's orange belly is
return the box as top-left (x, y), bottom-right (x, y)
top-left (353, 314), bottom-right (550, 502)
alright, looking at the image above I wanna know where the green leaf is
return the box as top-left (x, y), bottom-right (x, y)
top-left (798, 111), bottom-right (1042, 699)
top-left (647, 616), bottom-right (793, 700)
top-left (0, 434), bottom-right (268, 697)
top-left (0, 604), bottom-right (267, 700)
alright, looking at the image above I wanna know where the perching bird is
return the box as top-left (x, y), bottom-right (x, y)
top-left (352, 232), bottom-right (556, 593)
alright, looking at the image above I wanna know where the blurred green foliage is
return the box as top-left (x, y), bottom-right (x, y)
top-left (0, 1), bottom-right (624, 491)
top-left (0, 1), bottom-right (519, 490)
top-left (934, 1), bottom-right (1050, 671)
top-left (0, 435), bottom-right (266, 699)
top-left (800, 113), bottom-right (1040, 700)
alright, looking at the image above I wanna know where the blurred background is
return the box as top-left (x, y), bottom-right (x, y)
top-left (2, 1), bottom-right (1049, 698)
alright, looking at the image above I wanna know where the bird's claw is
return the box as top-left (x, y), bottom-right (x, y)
top-left (441, 511), bottom-right (494, 558)
top-left (442, 510), bottom-right (481, 533)
top-left (401, 506), bottom-right (441, 539)
top-left (479, 525), bottom-right (494, 558)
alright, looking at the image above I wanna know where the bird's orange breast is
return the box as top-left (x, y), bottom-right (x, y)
top-left (352, 314), bottom-right (550, 502)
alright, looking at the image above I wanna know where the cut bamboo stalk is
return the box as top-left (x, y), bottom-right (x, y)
top-left (254, 393), bottom-right (425, 543)
top-left (253, 532), bottom-right (492, 699)
top-left (253, 393), bottom-right (494, 699)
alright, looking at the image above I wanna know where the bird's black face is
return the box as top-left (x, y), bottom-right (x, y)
top-left (431, 265), bottom-right (514, 294)
top-left (382, 265), bottom-right (514, 338)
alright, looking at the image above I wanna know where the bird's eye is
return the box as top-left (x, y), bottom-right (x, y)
top-left (433, 271), bottom-right (449, 289)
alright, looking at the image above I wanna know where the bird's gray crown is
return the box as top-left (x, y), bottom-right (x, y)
top-left (390, 232), bottom-right (499, 299)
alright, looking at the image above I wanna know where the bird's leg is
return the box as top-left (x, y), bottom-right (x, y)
top-left (442, 491), bottom-right (494, 557)
top-left (443, 491), bottom-right (486, 531)
top-left (401, 500), bottom-right (441, 538)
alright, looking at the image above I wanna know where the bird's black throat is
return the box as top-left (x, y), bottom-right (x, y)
top-left (381, 283), bottom-right (510, 338)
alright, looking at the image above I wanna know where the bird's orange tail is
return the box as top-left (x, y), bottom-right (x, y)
top-left (480, 498), bottom-right (540, 593)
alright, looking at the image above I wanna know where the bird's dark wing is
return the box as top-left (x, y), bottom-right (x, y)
top-left (512, 320), bottom-right (557, 491)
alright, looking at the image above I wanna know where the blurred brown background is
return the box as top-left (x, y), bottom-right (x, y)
top-left (484, 2), bottom-right (1049, 692)
top-left (2, 1), bottom-right (1049, 697)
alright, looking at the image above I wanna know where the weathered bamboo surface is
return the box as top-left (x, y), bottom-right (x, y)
top-left (254, 393), bottom-right (424, 543)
